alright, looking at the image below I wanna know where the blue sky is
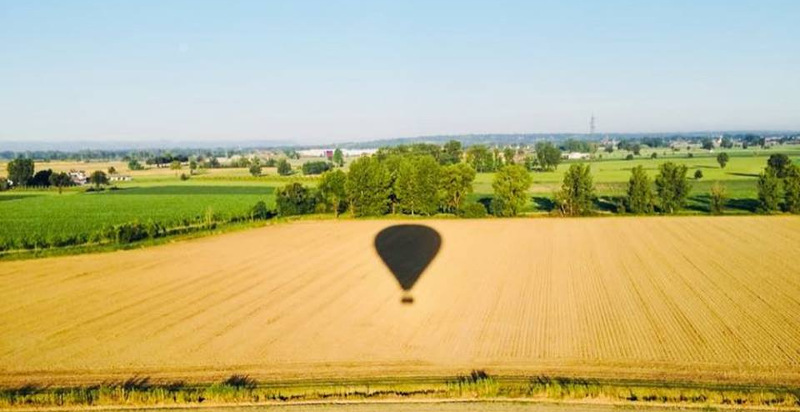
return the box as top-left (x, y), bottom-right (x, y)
top-left (1, 0), bottom-right (798, 143)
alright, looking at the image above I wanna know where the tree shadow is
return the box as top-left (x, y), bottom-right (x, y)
top-left (0, 194), bottom-right (43, 202)
top-left (728, 198), bottom-right (759, 213)
top-left (477, 197), bottom-right (494, 215)
top-left (688, 195), bottom-right (759, 213)
top-left (375, 225), bottom-right (441, 304)
top-left (727, 172), bottom-right (759, 178)
top-left (110, 186), bottom-right (275, 196)
top-left (593, 196), bottom-right (625, 213)
top-left (532, 196), bottom-right (555, 212)
top-left (687, 195), bottom-right (711, 213)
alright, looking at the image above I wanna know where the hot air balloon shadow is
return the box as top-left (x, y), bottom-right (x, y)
top-left (374, 224), bottom-right (441, 304)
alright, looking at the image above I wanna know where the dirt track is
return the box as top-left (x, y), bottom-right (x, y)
top-left (2, 217), bottom-right (800, 386)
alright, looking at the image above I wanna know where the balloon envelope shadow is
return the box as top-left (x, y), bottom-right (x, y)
top-left (374, 224), bottom-right (441, 304)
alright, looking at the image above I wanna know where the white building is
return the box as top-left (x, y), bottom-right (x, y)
top-left (68, 170), bottom-right (88, 185)
top-left (297, 148), bottom-right (378, 158)
top-left (566, 152), bottom-right (590, 160)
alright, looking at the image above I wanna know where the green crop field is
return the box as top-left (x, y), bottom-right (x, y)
top-left (0, 182), bottom-right (277, 245)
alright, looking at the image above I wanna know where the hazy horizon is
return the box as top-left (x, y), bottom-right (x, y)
top-left (2, 0), bottom-right (799, 144)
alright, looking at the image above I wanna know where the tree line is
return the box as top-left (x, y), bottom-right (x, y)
top-left (275, 153), bottom-right (481, 218)
top-left (271, 151), bottom-right (800, 219)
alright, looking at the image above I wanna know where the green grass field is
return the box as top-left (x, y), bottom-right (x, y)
top-left (472, 146), bottom-right (800, 213)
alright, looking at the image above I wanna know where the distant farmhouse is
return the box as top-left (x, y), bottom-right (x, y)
top-left (67, 170), bottom-right (132, 185)
top-left (68, 170), bottom-right (88, 185)
top-left (109, 174), bottom-right (132, 182)
top-left (565, 152), bottom-right (591, 160)
top-left (298, 148), bottom-right (378, 158)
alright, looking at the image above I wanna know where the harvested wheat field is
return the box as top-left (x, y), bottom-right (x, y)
top-left (2, 216), bottom-right (800, 386)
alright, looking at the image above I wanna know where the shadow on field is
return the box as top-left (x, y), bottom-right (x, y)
top-left (532, 196), bottom-right (555, 212)
top-left (688, 195), bottom-right (759, 213)
top-left (375, 225), bottom-right (441, 304)
top-left (727, 198), bottom-right (760, 212)
top-left (593, 196), bottom-right (626, 213)
top-left (727, 172), bottom-right (760, 178)
top-left (687, 195), bottom-right (711, 213)
top-left (110, 186), bottom-right (275, 196)
top-left (0, 194), bottom-right (43, 202)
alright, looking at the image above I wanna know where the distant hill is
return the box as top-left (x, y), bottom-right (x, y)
top-left (313, 130), bottom-right (800, 149)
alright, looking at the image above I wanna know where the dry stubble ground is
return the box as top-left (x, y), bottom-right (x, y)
top-left (1, 216), bottom-right (800, 386)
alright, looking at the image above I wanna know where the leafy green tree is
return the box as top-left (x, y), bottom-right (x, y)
top-left (716, 152), bottom-right (730, 169)
top-left (170, 160), bottom-right (182, 175)
top-left (301, 161), bottom-right (333, 175)
top-left (439, 163), bottom-right (476, 213)
top-left (108, 166), bottom-right (117, 175)
top-left (189, 159), bottom-right (198, 174)
top-left (721, 137), bottom-right (733, 148)
top-left (440, 140), bottom-right (463, 165)
top-left (277, 158), bottom-right (292, 176)
top-left (555, 163), bottom-right (595, 216)
top-left (6, 158), bottom-right (34, 186)
top-left (0, 177), bottom-right (9, 191)
top-left (563, 139), bottom-right (592, 153)
top-left (701, 139), bottom-right (714, 150)
top-left (275, 183), bottom-right (316, 216)
top-left (128, 159), bottom-right (144, 170)
top-left (250, 200), bottom-right (272, 220)
top-left (29, 169), bottom-right (53, 187)
top-left (503, 147), bottom-right (516, 165)
top-left (757, 169), bottom-right (781, 213)
top-left (626, 165), bottom-right (654, 214)
top-left (491, 164), bottom-right (532, 217)
top-left (783, 164), bottom-right (800, 214)
top-left (459, 202), bottom-right (488, 218)
top-left (381, 154), bottom-right (404, 214)
top-left (395, 155), bottom-right (441, 215)
top-left (346, 156), bottom-right (390, 216)
top-left (694, 169), bottom-right (703, 179)
top-left (767, 153), bottom-right (791, 178)
top-left (465, 145), bottom-right (495, 172)
top-left (318, 169), bottom-right (348, 217)
top-left (534, 142), bottom-right (561, 171)
top-left (523, 155), bottom-right (537, 171)
top-left (709, 182), bottom-right (727, 215)
top-left (89, 170), bottom-right (109, 189)
top-left (48, 172), bottom-right (72, 194)
top-left (493, 147), bottom-right (503, 168)
top-left (249, 163), bottom-right (262, 177)
top-left (631, 144), bottom-right (642, 155)
top-left (332, 148), bottom-right (345, 167)
top-left (283, 149), bottom-right (300, 159)
top-left (655, 162), bottom-right (692, 214)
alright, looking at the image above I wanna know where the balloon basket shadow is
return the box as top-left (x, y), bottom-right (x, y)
top-left (401, 293), bottom-right (414, 304)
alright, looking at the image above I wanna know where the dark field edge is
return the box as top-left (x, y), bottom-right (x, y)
top-left (0, 213), bottom-right (337, 262)
top-left (1, 373), bottom-right (799, 410)
top-left (2, 211), bottom-right (798, 262)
